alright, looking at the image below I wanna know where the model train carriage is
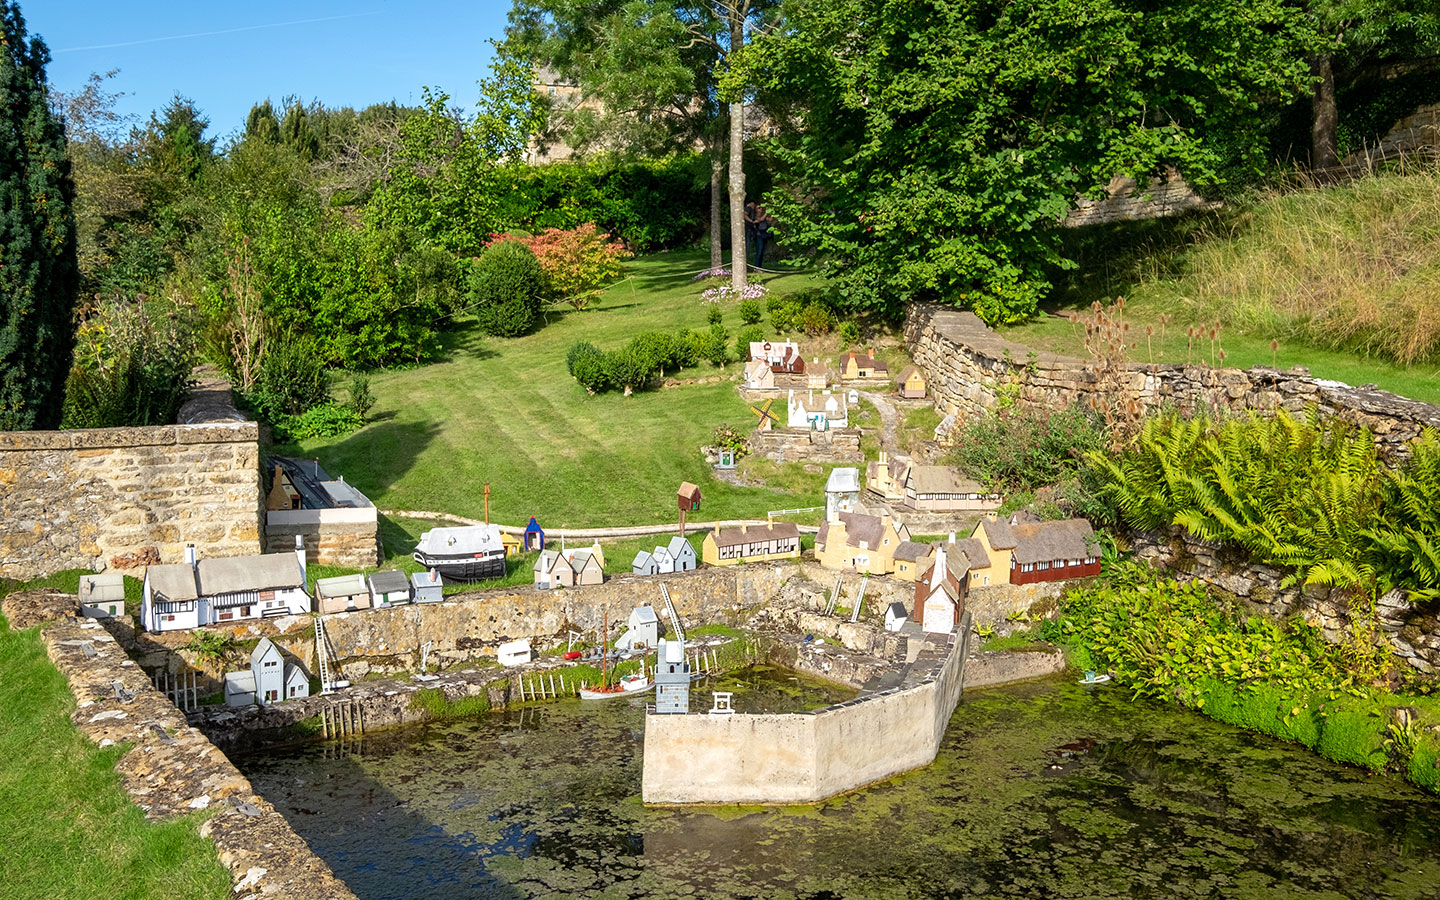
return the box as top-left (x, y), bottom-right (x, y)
top-left (413, 525), bottom-right (508, 581)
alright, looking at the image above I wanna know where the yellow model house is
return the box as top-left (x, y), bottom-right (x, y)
top-left (701, 523), bottom-right (802, 566)
top-left (814, 511), bottom-right (911, 574)
top-left (500, 532), bottom-right (522, 557)
top-left (897, 365), bottom-right (927, 398)
top-left (838, 350), bottom-right (890, 381)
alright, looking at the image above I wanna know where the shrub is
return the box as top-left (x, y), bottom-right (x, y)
top-left (946, 404), bottom-right (1107, 495)
top-left (568, 342), bottom-right (609, 393)
top-left (713, 425), bottom-right (749, 460)
top-left (738, 298), bottom-right (763, 325)
top-left (770, 300), bottom-right (802, 332)
top-left (630, 331), bottom-right (679, 376)
top-left (603, 345), bottom-right (655, 395)
top-left (567, 341), bottom-right (603, 376)
top-left (707, 305), bottom-right (723, 325)
top-left (346, 374), bottom-right (375, 421)
top-left (703, 324), bottom-right (731, 366)
top-left (838, 321), bottom-right (861, 345)
top-left (735, 325), bottom-right (764, 361)
top-left (799, 302), bottom-right (837, 336)
top-left (503, 223), bottom-right (630, 307)
top-left (61, 297), bottom-right (196, 428)
top-left (675, 330), bottom-right (706, 369)
top-left (274, 401), bottom-right (364, 440)
top-left (248, 332), bottom-right (330, 423)
top-left (469, 241), bottom-right (544, 337)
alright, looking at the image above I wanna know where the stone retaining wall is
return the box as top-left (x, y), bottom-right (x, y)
top-left (1, 381), bottom-right (261, 581)
top-left (1062, 168), bottom-right (1219, 228)
top-left (264, 509), bottom-right (381, 569)
top-left (749, 426), bottom-right (863, 463)
top-left (904, 305), bottom-right (1440, 457)
top-left (1127, 529), bottom-right (1440, 675)
top-left (641, 619), bottom-right (971, 804)
top-left (2, 589), bottom-right (356, 900)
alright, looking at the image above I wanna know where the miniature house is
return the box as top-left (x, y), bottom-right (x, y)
top-left (892, 540), bottom-right (932, 582)
top-left (743, 358), bottom-right (776, 390)
top-left (497, 638), bottom-right (532, 666)
top-left (972, 515), bottom-right (1100, 586)
top-left (265, 458), bottom-right (379, 567)
top-left (749, 340), bottom-right (806, 374)
top-left (914, 546), bottom-right (967, 635)
top-left (316, 573), bottom-right (372, 614)
top-left (868, 452), bottom-right (1002, 513)
top-left (838, 349), bottom-right (889, 381)
top-left (897, 365), bottom-right (927, 399)
top-left (523, 517), bottom-right (546, 552)
top-left (224, 637), bottom-right (310, 707)
top-left (787, 389), bottom-right (849, 431)
top-left (411, 569), bottom-right (444, 603)
top-left (142, 539), bottom-right (311, 633)
top-left (701, 522), bottom-right (801, 566)
top-left (806, 358), bottom-right (830, 389)
top-left (501, 532), bottom-right (522, 557)
top-left (885, 601), bottom-right (909, 633)
top-left (368, 570), bottom-right (412, 607)
top-left (825, 467), bottom-right (862, 521)
top-left (534, 545), bottom-right (605, 589)
top-left (934, 413), bottom-right (958, 446)
top-left (624, 605), bottom-right (661, 650)
top-left (665, 536), bottom-right (697, 572)
top-left (78, 573), bottom-right (125, 619)
top-left (814, 511), bottom-right (912, 575)
top-left (632, 550), bottom-right (661, 576)
top-left (653, 638), bottom-right (691, 714)
top-left (677, 482), bottom-right (703, 512)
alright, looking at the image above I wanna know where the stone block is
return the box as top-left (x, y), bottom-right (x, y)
top-left (69, 426), bottom-right (177, 449)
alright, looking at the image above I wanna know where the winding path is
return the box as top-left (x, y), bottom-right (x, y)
top-left (857, 389), bottom-right (902, 453)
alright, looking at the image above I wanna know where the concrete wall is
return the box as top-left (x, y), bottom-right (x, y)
top-left (642, 619), bottom-right (971, 804)
top-left (905, 305), bottom-right (1440, 458)
top-left (0, 422), bottom-right (261, 580)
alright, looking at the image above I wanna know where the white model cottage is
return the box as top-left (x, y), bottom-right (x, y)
top-left (224, 637), bottom-right (310, 707)
top-left (142, 538), bottom-right (311, 633)
top-left (78, 573), bottom-right (126, 619)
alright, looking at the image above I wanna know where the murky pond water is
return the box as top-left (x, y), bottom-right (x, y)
top-left (237, 672), bottom-right (1440, 900)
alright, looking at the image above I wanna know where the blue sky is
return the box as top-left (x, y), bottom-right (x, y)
top-left (30, 1), bottom-right (512, 143)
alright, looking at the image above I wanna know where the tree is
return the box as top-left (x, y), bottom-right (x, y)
top-left (1301, 1), bottom-right (1439, 169)
top-left (245, 100), bottom-right (281, 144)
top-left (746, 0), bottom-right (1316, 323)
top-left (280, 101), bottom-right (321, 161)
top-left (508, 0), bottom-right (780, 287)
top-left (0, 1), bottom-right (79, 430)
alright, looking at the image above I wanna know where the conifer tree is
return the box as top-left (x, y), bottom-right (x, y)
top-left (0, 1), bottom-right (78, 430)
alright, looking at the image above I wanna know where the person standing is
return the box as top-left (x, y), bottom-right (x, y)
top-left (743, 199), bottom-right (759, 269)
top-left (753, 203), bottom-right (773, 269)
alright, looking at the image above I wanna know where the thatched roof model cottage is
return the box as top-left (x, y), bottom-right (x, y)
top-left (141, 538), bottom-right (311, 633)
top-left (971, 515), bottom-right (1100, 585)
top-left (838, 350), bottom-right (889, 381)
top-left (701, 523), bottom-right (801, 566)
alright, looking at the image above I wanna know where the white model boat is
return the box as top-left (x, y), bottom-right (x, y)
top-left (578, 673), bottom-right (653, 700)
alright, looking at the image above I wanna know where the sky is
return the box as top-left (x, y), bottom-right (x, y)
top-left (29, 1), bottom-right (513, 143)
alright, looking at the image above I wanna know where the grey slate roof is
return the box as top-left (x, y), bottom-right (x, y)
top-left (197, 553), bottom-right (305, 595)
top-left (894, 540), bottom-right (931, 562)
top-left (887, 602), bottom-right (908, 620)
top-left (826, 467), bottom-right (861, 494)
top-left (147, 563), bottom-right (199, 601)
top-left (667, 536), bottom-right (693, 558)
top-left (710, 522), bottom-right (800, 548)
top-left (79, 574), bottom-right (125, 603)
top-left (1011, 519), bottom-right (1097, 565)
top-left (368, 570), bottom-right (411, 594)
top-left (632, 550), bottom-right (654, 569)
top-left (250, 637), bottom-right (281, 668)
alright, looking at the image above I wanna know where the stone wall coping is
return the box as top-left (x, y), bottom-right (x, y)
top-left (0, 420), bottom-right (258, 451)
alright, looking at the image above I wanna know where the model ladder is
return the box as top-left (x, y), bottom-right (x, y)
top-left (314, 615), bottom-right (349, 693)
top-left (660, 585), bottom-right (685, 643)
top-left (826, 573), bottom-right (844, 616)
top-left (849, 576), bottom-right (870, 623)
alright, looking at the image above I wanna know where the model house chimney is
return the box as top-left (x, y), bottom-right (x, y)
top-left (948, 532), bottom-right (956, 544)
top-left (184, 543), bottom-right (197, 569)
top-left (932, 546), bottom-right (947, 589)
top-left (294, 534), bottom-right (307, 581)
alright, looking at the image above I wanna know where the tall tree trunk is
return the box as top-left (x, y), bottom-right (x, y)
top-left (729, 100), bottom-right (747, 289)
top-left (710, 143), bottom-right (724, 269)
top-left (1311, 53), bottom-right (1339, 171)
top-left (728, 9), bottom-right (748, 290)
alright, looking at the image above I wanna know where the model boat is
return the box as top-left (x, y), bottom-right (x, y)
top-left (579, 610), bottom-right (654, 699)
top-left (412, 525), bottom-right (507, 581)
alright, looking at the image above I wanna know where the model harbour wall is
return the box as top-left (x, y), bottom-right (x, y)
top-left (904, 305), bottom-right (1440, 457)
top-left (264, 507), bottom-right (381, 569)
top-left (642, 617), bottom-right (971, 804)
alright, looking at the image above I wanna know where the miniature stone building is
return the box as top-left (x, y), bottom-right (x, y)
top-left (868, 452), bottom-right (1001, 512)
top-left (744, 358), bottom-right (776, 390)
top-left (534, 543), bottom-right (605, 589)
top-left (78, 573), bottom-right (125, 619)
top-left (814, 510), bottom-right (911, 575)
top-left (265, 458), bottom-right (380, 568)
top-left (913, 545), bottom-right (967, 635)
top-left (825, 467), bottom-right (861, 521)
top-left (653, 638), bottom-right (691, 714)
top-left (316, 573), bottom-right (371, 614)
top-left (411, 569), bottom-right (444, 602)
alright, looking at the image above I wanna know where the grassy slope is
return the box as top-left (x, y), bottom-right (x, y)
top-left (0, 613), bottom-right (230, 900)
top-left (282, 250), bottom-right (833, 529)
top-left (1001, 170), bottom-right (1440, 405)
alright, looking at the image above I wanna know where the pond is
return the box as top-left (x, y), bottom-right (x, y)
top-left (236, 672), bottom-right (1440, 900)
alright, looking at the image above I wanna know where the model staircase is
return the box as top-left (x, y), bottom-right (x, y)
top-left (315, 616), bottom-right (349, 693)
top-left (660, 585), bottom-right (685, 643)
top-left (849, 576), bottom-right (870, 623)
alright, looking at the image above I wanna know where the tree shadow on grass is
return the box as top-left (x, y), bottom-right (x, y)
top-left (311, 419), bottom-right (444, 506)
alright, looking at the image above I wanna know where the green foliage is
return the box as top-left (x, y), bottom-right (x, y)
top-left (346, 374), bottom-right (375, 421)
top-left (1369, 432), bottom-right (1440, 601)
top-left (734, 325), bottom-right (764, 360)
top-left (60, 297), bottom-right (195, 428)
top-left (738, 298), bottom-right (763, 325)
top-left (469, 240), bottom-right (544, 337)
top-left (745, 0), bottom-right (1319, 323)
top-left (797, 301), bottom-right (836, 336)
top-left (946, 405), bottom-right (1107, 495)
top-left (409, 686), bottom-right (493, 720)
top-left (182, 632), bottom-right (241, 668)
top-left (275, 402), bottom-right (363, 441)
top-left (837, 320), bottom-right (860, 346)
top-left (768, 298), bottom-right (803, 332)
top-left (703, 323), bottom-right (731, 366)
top-left (247, 332), bottom-right (330, 422)
top-left (502, 223), bottom-right (630, 307)
top-left (707, 305), bottom-right (724, 325)
top-left (0, 4), bottom-right (79, 429)
top-left (712, 424), bottom-right (749, 461)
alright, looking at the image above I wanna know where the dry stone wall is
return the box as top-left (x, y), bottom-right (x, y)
top-left (0, 421), bottom-right (261, 580)
top-left (904, 304), bottom-right (1440, 457)
top-left (1062, 168), bottom-right (1219, 228)
top-left (749, 426), bottom-right (863, 463)
top-left (264, 513), bottom-right (381, 569)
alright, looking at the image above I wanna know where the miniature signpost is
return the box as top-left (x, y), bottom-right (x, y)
top-left (484, 483), bottom-right (491, 525)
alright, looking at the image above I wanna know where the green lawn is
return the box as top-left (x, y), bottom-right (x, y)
top-left (281, 250), bottom-right (832, 528)
top-left (0, 610), bottom-right (231, 900)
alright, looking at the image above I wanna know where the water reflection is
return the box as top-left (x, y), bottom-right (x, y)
top-left (236, 673), bottom-right (1440, 900)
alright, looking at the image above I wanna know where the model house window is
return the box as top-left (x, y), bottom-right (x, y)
top-left (265, 660), bottom-right (277, 667)
top-left (165, 614), bottom-right (175, 622)
top-left (1038, 561), bottom-right (1049, 570)
top-left (1021, 563), bottom-right (1034, 572)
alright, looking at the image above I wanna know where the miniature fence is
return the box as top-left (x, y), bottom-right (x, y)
top-left (151, 669), bottom-right (199, 712)
top-left (516, 670), bottom-right (577, 700)
top-left (319, 699), bottom-right (366, 739)
top-left (767, 506), bottom-right (825, 518)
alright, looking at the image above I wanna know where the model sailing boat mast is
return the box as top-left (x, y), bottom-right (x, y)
top-left (579, 609), bottom-right (654, 700)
